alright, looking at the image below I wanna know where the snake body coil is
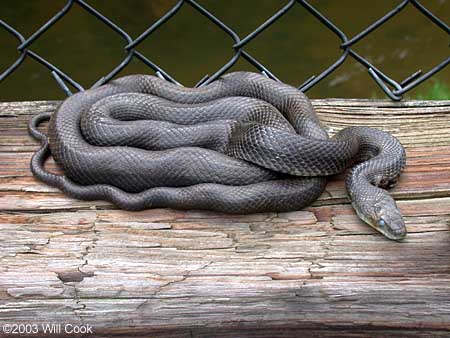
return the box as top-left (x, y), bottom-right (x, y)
top-left (29, 72), bottom-right (407, 240)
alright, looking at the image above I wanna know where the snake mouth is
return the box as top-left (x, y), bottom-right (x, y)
top-left (378, 224), bottom-right (407, 241)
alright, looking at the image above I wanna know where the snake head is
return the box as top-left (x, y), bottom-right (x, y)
top-left (370, 193), bottom-right (407, 240)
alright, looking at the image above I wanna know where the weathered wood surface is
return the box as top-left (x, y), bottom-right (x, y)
top-left (0, 99), bottom-right (449, 337)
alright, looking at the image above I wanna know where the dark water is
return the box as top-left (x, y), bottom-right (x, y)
top-left (1, 0), bottom-right (449, 101)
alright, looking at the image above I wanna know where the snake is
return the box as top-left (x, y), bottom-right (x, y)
top-left (28, 71), bottom-right (407, 240)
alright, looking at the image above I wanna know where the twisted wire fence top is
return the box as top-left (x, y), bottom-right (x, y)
top-left (1, 0), bottom-right (449, 101)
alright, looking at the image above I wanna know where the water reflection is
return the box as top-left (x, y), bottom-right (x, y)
top-left (0, 0), bottom-right (448, 100)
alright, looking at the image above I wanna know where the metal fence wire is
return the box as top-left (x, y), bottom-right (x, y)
top-left (1, 0), bottom-right (449, 101)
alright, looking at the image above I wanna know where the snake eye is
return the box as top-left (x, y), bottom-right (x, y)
top-left (378, 218), bottom-right (386, 228)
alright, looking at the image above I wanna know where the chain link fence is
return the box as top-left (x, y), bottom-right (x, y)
top-left (1, 0), bottom-right (449, 101)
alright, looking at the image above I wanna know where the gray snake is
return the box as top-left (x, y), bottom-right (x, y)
top-left (28, 72), bottom-right (407, 240)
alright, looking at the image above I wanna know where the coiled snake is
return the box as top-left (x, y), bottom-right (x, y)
top-left (28, 72), bottom-right (407, 240)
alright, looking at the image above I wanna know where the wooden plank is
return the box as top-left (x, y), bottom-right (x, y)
top-left (0, 99), bottom-right (449, 337)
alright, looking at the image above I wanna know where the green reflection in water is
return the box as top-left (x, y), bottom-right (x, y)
top-left (0, 0), bottom-right (448, 101)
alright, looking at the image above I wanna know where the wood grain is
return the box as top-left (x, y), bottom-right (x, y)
top-left (0, 99), bottom-right (449, 337)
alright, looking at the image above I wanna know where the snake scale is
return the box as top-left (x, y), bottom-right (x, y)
top-left (28, 72), bottom-right (407, 240)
